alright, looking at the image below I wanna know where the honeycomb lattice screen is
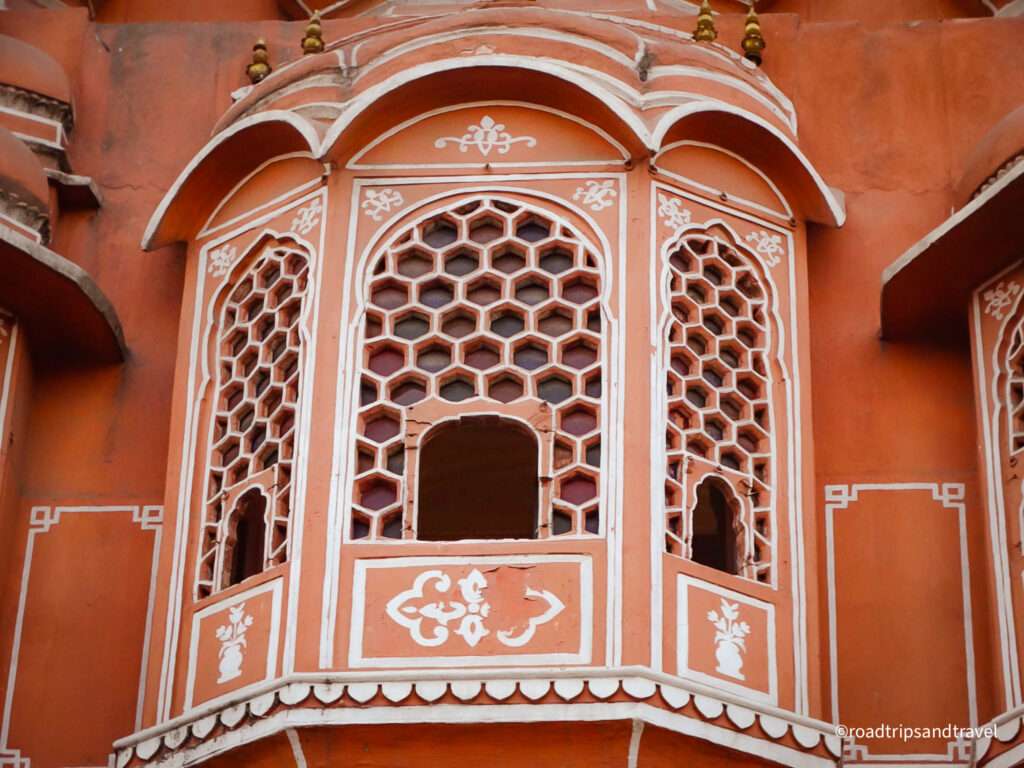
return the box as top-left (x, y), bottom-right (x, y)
top-left (197, 245), bottom-right (310, 599)
top-left (1006, 324), bottom-right (1024, 453)
top-left (663, 233), bottom-right (773, 583)
top-left (353, 197), bottom-right (605, 541)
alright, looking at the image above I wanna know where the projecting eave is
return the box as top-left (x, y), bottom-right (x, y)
top-left (0, 225), bottom-right (126, 364)
top-left (881, 160), bottom-right (1024, 345)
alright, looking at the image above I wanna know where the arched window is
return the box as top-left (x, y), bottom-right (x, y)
top-left (196, 243), bottom-right (311, 598)
top-left (224, 488), bottom-right (268, 587)
top-left (352, 197), bottom-right (605, 541)
top-left (663, 231), bottom-right (773, 583)
top-left (417, 416), bottom-right (539, 541)
top-left (690, 477), bottom-right (741, 575)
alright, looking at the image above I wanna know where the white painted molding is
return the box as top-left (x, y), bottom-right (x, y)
top-left (112, 666), bottom-right (842, 768)
top-left (823, 483), bottom-right (978, 731)
top-left (0, 505), bottom-right (163, 768)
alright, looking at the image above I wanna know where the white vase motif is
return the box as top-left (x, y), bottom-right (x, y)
top-left (215, 603), bottom-right (254, 684)
top-left (707, 599), bottom-right (751, 681)
top-left (218, 642), bottom-right (245, 683)
top-left (714, 639), bottom-right (745, 680)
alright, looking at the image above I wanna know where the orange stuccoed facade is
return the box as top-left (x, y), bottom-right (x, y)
top-left (1, 1), bottom-right (1024, 767)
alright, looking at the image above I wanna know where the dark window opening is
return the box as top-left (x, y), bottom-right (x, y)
top-left (690, 478), bottom-right (739, 574)
top-left (227, 488), bottom-right (267, 586)
top-left (418, 416), bottom-right (538, 541)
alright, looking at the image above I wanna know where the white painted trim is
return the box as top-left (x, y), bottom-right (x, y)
top-left (285, 728), bottom-right (307, 768)
top-left (650, 181), bottom-right (807, 711)
top-left (158, 187), bottom-right (327, 722)
top-left (883, 160), bottom-right (1024, 287)
top-left (824, 483), bottom-right (979, 728)
top-left (0, 322), bottom-right (18, 446)
top-left (0, 105), bottom-right (63, 146)
top-left (653, 140), bottom-right (793, 220)
top-left (320, 174), bottom-right (625, 670)
top-left (0, 505), bottom-right (163, 760)
top-left (198, 152), bottom-right (321, 238)
top-left (320, 57), bottom-right (650, 160)
top-left (123, 700), bottom-right (835, 768)
top-left (347, 100), bottom-right (629, 170)
top-left (677, 575), bottom-right (779, 705)
top-left (971, 269), bottom-right (1024, 708)
top-left (142, 111), bottom-right (321, 250)
top-left (184, 577), bottom-right (283, 711)
top-left (348, 554), bottom-right (593, 668)
top-left (650, 102), bottom-right (845, 228)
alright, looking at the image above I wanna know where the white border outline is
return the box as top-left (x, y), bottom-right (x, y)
top-left (648, 179), bottom-right (807, 714)
top-left (676, 574), bottom-right (778, 706)
top-left (824, 483), bottom-right (979, 730)
top-left (320, 173), bottom-right (626, 671)
top-left (347, 100), bottom-right (629, 170)
top-left (348, 554), bottom-right (593, 668)
top-left (0, 505), bottom-right (163, 765)
top-left (156, 184), bottom-right (328, 722)
top-left (183, 577), bottom-right (283, 711)
top-left (972, 264), bottom-right (1024, 709)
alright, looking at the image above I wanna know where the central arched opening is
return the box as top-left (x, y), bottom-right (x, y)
top-left (225, 488), bottom-right (267, 587)
top-left (690, 476), bottom-right (740, 575)
top-left (417, 415), bottom-right (539, 541)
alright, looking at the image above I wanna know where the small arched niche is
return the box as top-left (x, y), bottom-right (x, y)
top-left (417, 415), bottom-right (539, 541)
top-left (224, 488), bottom-right (268, 588)
top-left (690, 476), bottom-right (741, 575)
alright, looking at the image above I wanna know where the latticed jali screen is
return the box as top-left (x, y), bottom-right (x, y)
top-left (198, 245), bottom-right (310, 598)
top-left (353, 197), bottom-right (604, 540)
top-left (663, 233), bottom-right (773, 583)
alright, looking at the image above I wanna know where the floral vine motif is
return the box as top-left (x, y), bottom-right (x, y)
top-left (207, 244), bottom-right (238, 277)
top-left (361, 188), bottom-right (405, 222)
top-left (745, 230), bottom-right (785, 267)
top-left (433, 115), bottom-right (537, 157)
top-left (657, 193), bottom-right (693, 231)
top-left (215, 603), bottom-right (254, 683)
top-left (984, 281), bottom-right (1022, 320)
top-left (386, 568), bottom-right (564, 649)
top-left (290, 198), bottom-right (322, 236)
top-left (707, 599), bottom-right (751, 681)
top-left (573, 180), bottom-right (618, 211)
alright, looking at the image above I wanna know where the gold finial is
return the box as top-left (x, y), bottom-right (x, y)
top-left (302, 10), bottom-right (325, 55)
top-left (741, 2), bottom-right (765, 65)
top-left (246, 39), bottom-right (271, 84)
top-left (693, 0), bottom-right (717, 43)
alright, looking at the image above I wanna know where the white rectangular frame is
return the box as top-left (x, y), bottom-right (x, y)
top-left (676, 573), bottom-right (778, 706)
top-left (184, 577), bottom-right (283, 711)
top-left (348, 554), bottom-right (593, 668)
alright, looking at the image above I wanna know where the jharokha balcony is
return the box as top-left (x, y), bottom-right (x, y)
top-left (0, 2), bottom-right (1023, 768)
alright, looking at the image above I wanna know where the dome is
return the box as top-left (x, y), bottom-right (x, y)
top-left (0, 34), bottom-right (72, 105)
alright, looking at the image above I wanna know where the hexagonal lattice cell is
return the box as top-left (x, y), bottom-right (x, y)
top-left (198, 245), bottom-right (311, 599)
top-left (353, 197), bottom-right (606, 541)
top-left (663, 232), bottom-right (773, 584)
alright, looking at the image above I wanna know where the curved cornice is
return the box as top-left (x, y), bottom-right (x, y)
top-left (0, 225), bottom-right (126, 364)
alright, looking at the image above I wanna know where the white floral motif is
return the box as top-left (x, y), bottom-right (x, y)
top-left (433, 115), bottom-right (537, 157)
top-left (361, 188), bottom-right (405, 222)
top-left (386, 568), bottom-right (564, 649)
top-left (745, 230), bottom-right (785, 267)
top-left (215, 603), bottom-right (254, 683)
top-left (573, 180), bottom-right (618, 211)
top-left (984, 281), bottom-right (1022, 320)
top-left (707, 599), bottom-right (751, 681)
top-left (290, 198), bottom-right (322, 236)
top-left (657, 193), bottom-right (693, 231)
top-left (207, 244), bottom-right (238, 277)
